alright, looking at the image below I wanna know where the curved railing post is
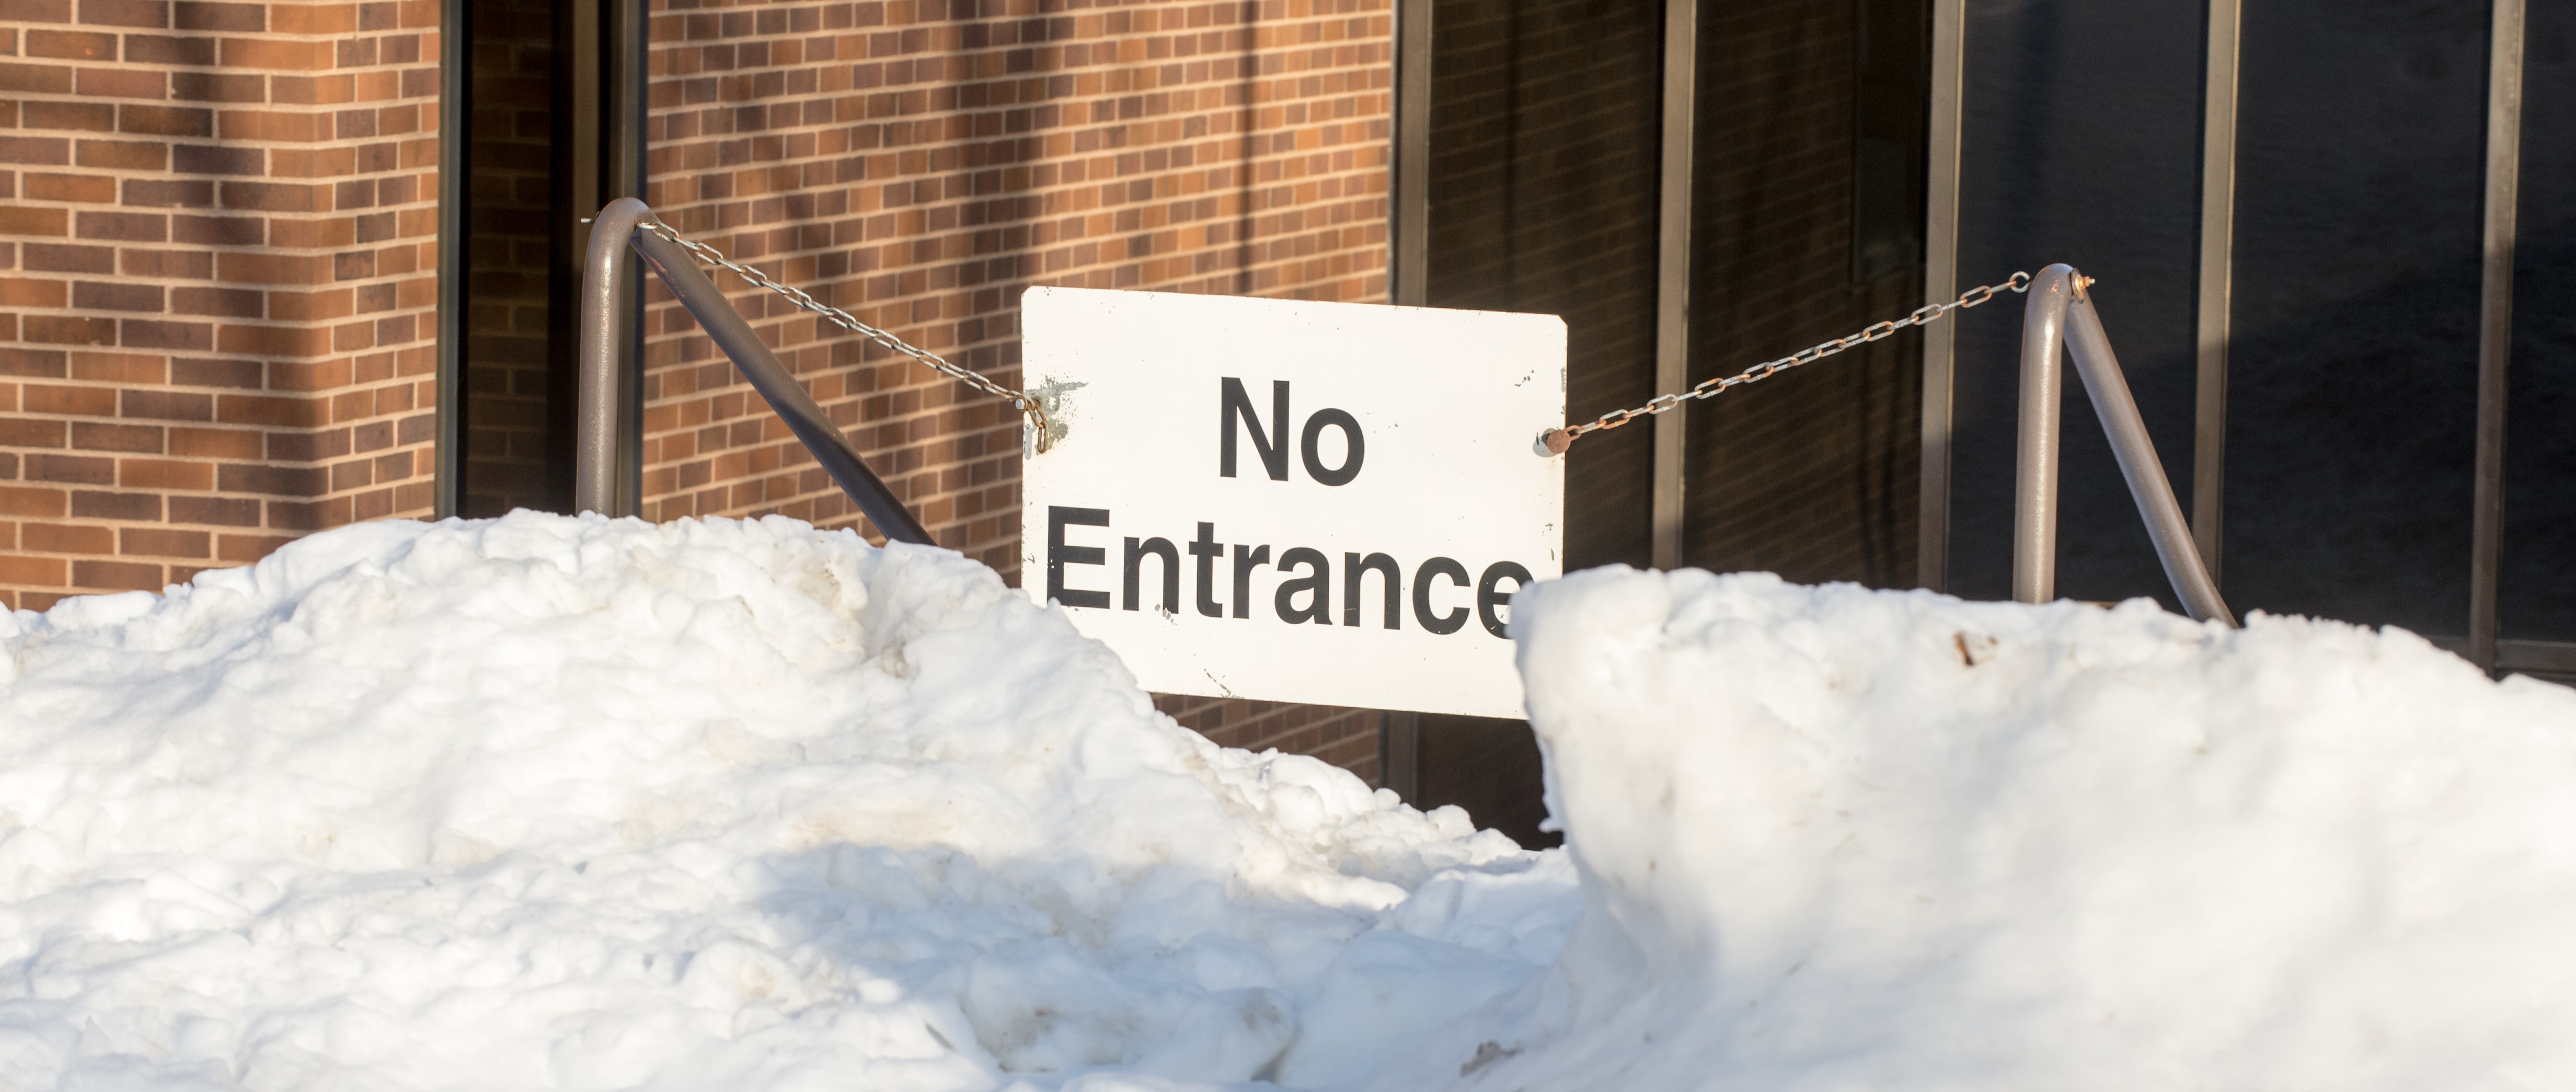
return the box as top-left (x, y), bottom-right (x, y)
top-left (2015, 263), bottom-right (2238, 627)
top-left (573, 200), bottom-right (936, 546)
top-left (2012, 264), bottom-right (2075, 605)
top-left (577, 198), bottom-right (654, 517)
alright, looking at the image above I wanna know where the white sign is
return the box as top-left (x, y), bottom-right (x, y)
top-left (1019, 287), bottom-right (1565, 719)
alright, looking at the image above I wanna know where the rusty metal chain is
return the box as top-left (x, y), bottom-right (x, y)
top-left (1539, 271), bottom-right (2033, 454)
top-left (636, 219), bottom-right (1056, 448)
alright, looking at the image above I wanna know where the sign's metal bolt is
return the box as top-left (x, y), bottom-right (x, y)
top-left (1539, 428), bottom-right (1573, 456)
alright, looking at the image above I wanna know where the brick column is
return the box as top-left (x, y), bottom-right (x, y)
top-left (0, 0), bottom-right (440, 610)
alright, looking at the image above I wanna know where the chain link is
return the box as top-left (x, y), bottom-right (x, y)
top-left (636, 220), bottom-right (1056, 447)
top-left (639, 219), bottom-right (2022, 459)
top-left (1540, 271), bottom-right (2032, 454)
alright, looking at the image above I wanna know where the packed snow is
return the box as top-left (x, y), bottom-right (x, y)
top-left (1400, 566), bottom-right (2576, 1091)
top-left (0, 514), bottom-right (1575, 1090)
top-left (4, 513), bottom-right (2574, 1090)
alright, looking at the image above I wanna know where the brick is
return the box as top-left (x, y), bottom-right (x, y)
top-left (23, 315), bottom-right (116, 345)
top-left (68, 489), bottom-right (158, 520)
top-left (26, 452), bottom-right (113, 484)
top-left (23, 100), bottom-right (116, 131)
top-left (214, 393), bottom-right (313, 427)
top-left (171, 70), bottom-right (263, 102)
top-left (119, 388), bottom-right (210, 420)
top-left (123, 178), bottom-right (213, 208)
top-left (172, 143), bottom-right (261, 175)
top-left (76, 0), bottom-right (165, 27)
top-left (263, 496), bottom-right (346, 531)
top-left (0, 417), bottom-right (68, 446)
top-left (25, 29), bottom-right (116, 59)
top-left (0, 486), bottom-right (70, 518)
top-left (263, 427), bottom-right (343, 462)
top-left (0, 62), bottom-right (74, 95)
top-left (71, 421), bottom-right (159, 452)
top-left (119, 456), bottom-right (208, 489)
top-left (171, 493), bottom-right (260, 524)
top-left (73, 558), bottom-right (163, 591)
top-left (218, 461), bottom-right (322, 496)
top-left (215, 531), bottom-right (291, 560)
top-left (75, 139), bottom-right (166, 170)
top-left (0, 135), bottom-right (64, 167)
top-left (219, 179), bottom-right (317, 212)
top-left (123, 32), bottom-right (216, 65)
top-left (72, 280), bottom-right (160, 311)
top-left (121, 526), bottom-right (208, 557)
top-left (26, 173), bottom-right (116, 201)
top-left (0, 277), bottom-right (69, 307)
top-left (215, 252), bottom-right (323, 286)
top-left (122, 248), bottom-right (213, 279)
top-left (0, 0), bottom-right (72, 21)
top-left (0, 206), bottom-right (71, 235)
top-left (171, 0), bottom-right (257, 30)
top-left (69, 352), bottom-right (159, 384)
top-left (269, 288), bottom-right (350, 321)
top-left (168, 358), bottom-right (259, 388)
top-left (74, 210), bottom-right (166, 242)
top-left (217, 324), bottom-right (328, 357)
top-left (168, 426), bottom-right (260, 459)
top-left (0, 556), bottom-right (68, 585)
top-left (119, 104), bottom-right (211, 137)
top-left (271, 2), bottom-right (352, 33)
top-left (0, 137), bottom-right (72, 166)
top-left (174, 214), bottom-right (263, 246)
top-left (25, 522), bottom-right (111, 553)
top-left (74, 66), bottom-right (162, 97)
top-left (171, 285), bottom-right (262, 317)
top-left (122, 318), bottom-right (210, 350)
top-left (25, 243), bottom-right (115, 273)
top-left (220, 38), bottom-right (327, 70)
top-left (0, 349), bottom-right (70, 378)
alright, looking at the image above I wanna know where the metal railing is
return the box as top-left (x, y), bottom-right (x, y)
top-left (575, 197), bottom-right (934, 545)
top-left (2014, 263), bottom-right (2236, 626)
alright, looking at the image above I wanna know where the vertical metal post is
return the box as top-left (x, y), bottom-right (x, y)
top-left (2012, 264), bottom-right (2075, 604)
top-left (434, 0), bottom-right (468, 518)
top-left (2471, 0), bottom-right (2526, 671)
top-left (1916, 0), bottom-right (1965, 592)
top-left (1649, 0), bottom-right (1695, 570)
top-left (2191, 0), bottom-right (2241, 586)
top-left (1393, 0), bottom-right (1432, 307)
top-left (607, 0), bottom-right (648, 514)
top-left (576, 198), bottom-right (653, 517)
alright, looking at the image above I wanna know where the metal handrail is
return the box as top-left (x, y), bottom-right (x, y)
top-left (574, 197), bottom-right (934, 545)
top-left (2015, 263), bottom-right (2236, 626)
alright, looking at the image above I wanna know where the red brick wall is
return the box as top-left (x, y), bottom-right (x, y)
top-left (0, 0), bottom-right (441, 610)
top-left (634, 0), bottom-right (1393, 574)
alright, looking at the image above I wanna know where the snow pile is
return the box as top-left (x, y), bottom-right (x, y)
top-left (0, 513), bottom-right (1576, 1090)
top-left (1404, 567), bottom-right (2576, 1091)
top-left (12, 518), bottom-right (2575, 1091)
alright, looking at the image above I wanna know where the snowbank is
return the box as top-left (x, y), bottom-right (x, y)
top-left (0, 513), bottom-right (1576, 1090)
top-left (13, 521), bottom-right (2574, 1091)
top-left (1396, 566), bottom-right (2576, 1091)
